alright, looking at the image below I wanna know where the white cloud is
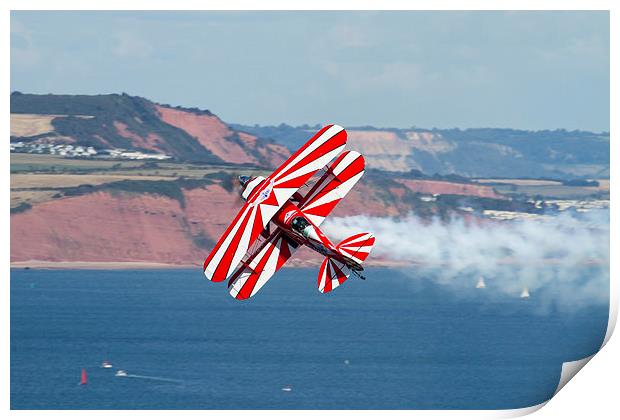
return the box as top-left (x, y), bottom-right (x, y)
top-left (319, 60), bottom-right (421, 93)
top-left (10, 18), bottom-right (41, 67)
top-left (112, 31), bottom-right (154, 59)
top-left (9, 11), bottom-right (610, 131)
top-left (329, 24), bottom-right (374, 49)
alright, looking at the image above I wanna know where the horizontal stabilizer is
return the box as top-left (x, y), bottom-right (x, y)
top-left (336, 232), bottom-right (375, 265)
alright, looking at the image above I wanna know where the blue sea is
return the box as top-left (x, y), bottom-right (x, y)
top-left (11, 268), bottom-right (608, 410)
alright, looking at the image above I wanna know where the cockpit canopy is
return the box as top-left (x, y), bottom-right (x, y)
top-left (291, 216), bottom-right (310, 234)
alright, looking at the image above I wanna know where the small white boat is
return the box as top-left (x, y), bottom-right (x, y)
top-left (476, 276), bottom-right (486, 289)
top-left (281, 386), bottom-right (292, 392)
top-left (520, 287), bottom-right (530, 299)
top-left (115, 370), bottom-right (128, 377)
top-left (101, 360), bottom-right (113, 369)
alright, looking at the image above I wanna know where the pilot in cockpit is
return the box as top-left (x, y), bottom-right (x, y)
top-left (291, 216), bottom-right (310, 236)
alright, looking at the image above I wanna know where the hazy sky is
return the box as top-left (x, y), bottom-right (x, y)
top-left (11, 11), bottom-right (610, 131)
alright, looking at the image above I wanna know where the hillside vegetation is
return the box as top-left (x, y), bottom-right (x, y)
top-left (10, 92), bottom-right (287, 166)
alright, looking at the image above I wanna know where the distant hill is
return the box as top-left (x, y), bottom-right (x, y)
top-left (10, 92), bottom-right (609, 179)
top-left (231, 124), bottom-right (610, 179)
top-left (10, 92), bottom-right (289, 167)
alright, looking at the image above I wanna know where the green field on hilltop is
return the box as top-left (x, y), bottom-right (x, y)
top-left (9, 153), bottom-right (269, 209)
top-left (10, 153), bottom-right (262, 176)
top-left (11, 153), bottom-right (144, 171)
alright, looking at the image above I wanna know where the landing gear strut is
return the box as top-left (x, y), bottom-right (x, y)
top-left (352, 270), bottom-right (366, 281)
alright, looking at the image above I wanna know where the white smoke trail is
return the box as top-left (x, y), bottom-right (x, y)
top-left (322, 210), bottom-right (609, 310)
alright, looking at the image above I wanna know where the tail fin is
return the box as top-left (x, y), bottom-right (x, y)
top-left (317, 232), bottom-right (375, 294)
top-left (318, 257), bottom-right (351, 294)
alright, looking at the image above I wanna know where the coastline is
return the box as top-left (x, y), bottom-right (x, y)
top-left (9, 259), bottom-right (411, 270)
top-left (10, 258), bottom-right (606, 270)
top-left (10, 260), bottom-right (200, 270)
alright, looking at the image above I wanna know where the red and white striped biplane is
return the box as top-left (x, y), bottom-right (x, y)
top-left (203, 124), bottom-right (375, 299)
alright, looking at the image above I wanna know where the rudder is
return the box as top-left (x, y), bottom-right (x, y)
top-left (317, 257), bottom-right (351, 294)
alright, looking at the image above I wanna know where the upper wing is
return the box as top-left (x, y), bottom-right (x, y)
top-left (298, 150), bottom-right (365, 226)
top-left (203, 124), bottom-right (347, 282)
top-left (227, 229), bottom-right (298, 300)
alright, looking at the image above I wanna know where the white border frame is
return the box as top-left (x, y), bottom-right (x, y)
top-left (4, 2), bottom-right (616, 419)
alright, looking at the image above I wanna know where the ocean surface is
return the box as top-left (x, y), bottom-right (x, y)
top-left (11, 268), bottom-right (608, 410)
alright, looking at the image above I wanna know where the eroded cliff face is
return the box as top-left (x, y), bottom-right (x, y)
top-left (10, 174), bottom-right (453, 266)
top-left (11, 191), bottom-right (199, 264)
top-left (11, 184), bottom-right (270, 265)
top-left (155, 105), bottom-right (290, 168)
top-left (301, 129), bottom-right (456, 173)
top-left (11, 174), bottom-right (503, 267)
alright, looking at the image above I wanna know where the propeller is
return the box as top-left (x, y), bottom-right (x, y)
top-left (231, 174), bottom-right (248, 208)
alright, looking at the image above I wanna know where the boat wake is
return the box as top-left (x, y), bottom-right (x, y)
top-left (117, 373), bottom-right (184, 384)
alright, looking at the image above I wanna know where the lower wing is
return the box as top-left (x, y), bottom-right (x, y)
top-left (228, 229), bottom-right (299, 300)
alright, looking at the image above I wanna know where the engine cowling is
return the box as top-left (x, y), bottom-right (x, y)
top-left (274, 202), bottom-right (303, 229)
